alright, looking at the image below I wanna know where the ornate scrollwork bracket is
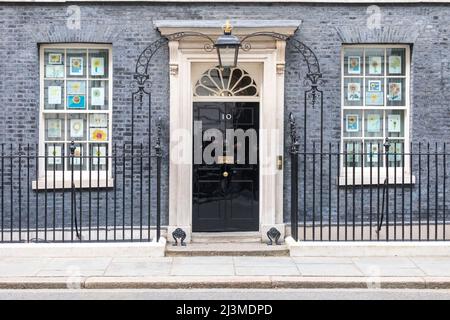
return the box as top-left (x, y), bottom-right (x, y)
top-left (133, 32), bottom-right (215, 88)
top-left (267, 227), bottom-right (281, 246)
top-left (172, 228), bottom-right (187, 246)
top-left (240, 31), bottom-right (290, 52)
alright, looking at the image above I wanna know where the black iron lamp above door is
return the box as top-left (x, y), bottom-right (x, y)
top-left (214, 20), bottom-right (241, 69)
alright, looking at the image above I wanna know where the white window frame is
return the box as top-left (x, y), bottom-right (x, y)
top-left (34, 43), bottom-right (113, 189)
top-left (340, 44), bottom-right (414, 185)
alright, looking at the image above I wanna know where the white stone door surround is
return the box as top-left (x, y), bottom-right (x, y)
top-left (154, 20), bottom-right (302, 242)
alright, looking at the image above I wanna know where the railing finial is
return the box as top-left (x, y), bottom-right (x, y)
top-left (69, 141), bottom-right (76, 156)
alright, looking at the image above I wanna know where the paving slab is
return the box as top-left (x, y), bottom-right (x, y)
top-left (297, 263), bottom-right (365, 277)
top-left (0, 258), bottom-right (50, 277)
top-left (352, 257), bottom-right (426, 277)
top-left (293, 257), bottom-right (354, 264)
top-left (105, 261), bottom-right (172, 277)
top-left (1, 257), bottom-right (50, 264)
top-left (356, 266), bottom-right (426, 277)
top-left (410, 257), bottom-right (450, 277)
top-left (235, 266), bottom-right (300, 276)
top-left (411, 263), bottom-right (450, 277)
top-left (42, 257), bottom-right (112, 271)
top-left (410, 257), bottom-right (450, 264)
top-left (36, 270), bottom-right (106, 277)
top-left (353, 257), bottom-right (417, 268)
top-left (171, 264), bottom-right (235, 276)
top-left (173, 256), bottom-right (234, 265)
top-left (112, 257), bottom-right (172, 263)
top-left (233, 256), bottom-right (295, 267)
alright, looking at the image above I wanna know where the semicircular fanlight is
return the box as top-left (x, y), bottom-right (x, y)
top-left (194, 67), bottom-right (259, 97)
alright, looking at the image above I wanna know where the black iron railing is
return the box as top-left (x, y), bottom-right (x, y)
top-left (0, 142), bottom-right (162, 243)
top-left (288, 114), bottom-right (450, 241)
top-left (289, 135), bottom-right (449, 241)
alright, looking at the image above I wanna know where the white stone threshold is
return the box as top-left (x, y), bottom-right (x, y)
top-left (285, 236), bottom-right (450, 257)
top-left (0, 238), bottom-right (166, 258)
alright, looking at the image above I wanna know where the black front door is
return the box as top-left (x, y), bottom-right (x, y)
top-left (193, 102), bottom-right (259, 232)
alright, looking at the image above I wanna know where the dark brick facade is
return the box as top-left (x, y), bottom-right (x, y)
top-left (0, 2), bottom-right (449, 234)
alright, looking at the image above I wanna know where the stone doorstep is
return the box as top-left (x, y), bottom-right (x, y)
top-left (166, 242), bottom-right (289, 257)
top-left (1, 276), bottom-right (450, 290)
top-left (191, 232), bottom-right (262, 243)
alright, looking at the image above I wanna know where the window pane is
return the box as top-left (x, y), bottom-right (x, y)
top-left (89, 49), bottom-right (109, 78)
top-left (365, 48), bottom-right (385, 76)
top-left (66, 49), bottom-right (87, 78)
top-left (387, 48), bottom-right (406, 76)
top-left (344, 141), bottom-right (362, 168)
top-left (364, 110), bottom-right (384, 138)
top-left (343, 48), bottom-right (364, 76)
top-left (67, 80), bottom-right (87, 95)
top-left (343, 110), bottom-right (362, 138)
top-left (89, 127), bottom-right (108, 142)
top-left (44, 80), bottom-right (64, 110)
top-left (67, 80), bottom-right (87, 110)
top-left (386, 110), bottom-right (405, 138)
top-left (89, 113), bottom-right (108, 127)
top-left (67, 93), bottom-right (86, 110)
top-left (45, 114), bottom-right (65, 141)
top-left (90, 143), bottom-right (109, 171)
top-left (388, 140), bottom-right (404, 167)
top-left (89, 114), bottom-right (109, 142)
top-left (344, 78), bottom-right (363, 106)
top-left (89, 80), bottom-right (108, 110)
top-left (365, 78), bottom-right (384, 107)
top-left (44, 49), bottom-right (65, 78)
top-left (45, 143), bottom-right (65, 171)
top-left (364, 140), bottom-right (383, 168)
top-left (68, 114), bottom-right (87, 141)
top-left (386, 78), bottom-right (405, 107)
top-left (67, 143), bottom-right (86, 171)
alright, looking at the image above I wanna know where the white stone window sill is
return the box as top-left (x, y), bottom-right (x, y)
top-left (32, 178), bottom-right (114, 190)
top-left (338, 173), bottom-right (416, 186)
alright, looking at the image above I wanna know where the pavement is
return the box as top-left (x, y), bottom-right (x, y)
top-left (0, 255), bottom-right (450, 290)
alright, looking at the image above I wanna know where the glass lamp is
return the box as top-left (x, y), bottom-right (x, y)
top-left (215, 20), bottom-right (241, 69)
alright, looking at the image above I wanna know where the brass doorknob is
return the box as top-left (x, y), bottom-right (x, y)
top-left (222, 171), bottom-right (229, 177)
